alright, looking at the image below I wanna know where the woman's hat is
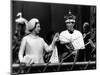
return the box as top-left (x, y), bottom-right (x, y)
top-left (27, 18), bottom-right (39, 31)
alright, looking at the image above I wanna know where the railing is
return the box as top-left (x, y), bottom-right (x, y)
top-left (12, 61), bottom-right (96, 67)
top-left (12, 61), bottom-right (96, 74)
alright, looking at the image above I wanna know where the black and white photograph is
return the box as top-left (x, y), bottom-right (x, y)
top-left (11, 0), bottom-right (96, 74)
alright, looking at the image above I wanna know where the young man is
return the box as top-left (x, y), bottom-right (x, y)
top-left (59, 11), bottom-right (85, 62)
top-left (18, 18), bottom-right (58, 64)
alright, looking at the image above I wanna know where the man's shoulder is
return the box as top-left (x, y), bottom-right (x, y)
top-left (74, 30), bottom-right (83, 37)
top-left (60, 30), bottom-right (68, 35)
top-left (74, 30), bottom-right (82, 34)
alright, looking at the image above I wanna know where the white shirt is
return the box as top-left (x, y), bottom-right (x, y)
top-left (18, 34), bottom-right (54, 64)
top-left (59, 30), bottom-right (85, 50)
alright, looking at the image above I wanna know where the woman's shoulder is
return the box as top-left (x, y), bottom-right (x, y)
top-left (22, 35), bottom-right (30, 40)
top-left (37, 36), bottom-right (45, 42)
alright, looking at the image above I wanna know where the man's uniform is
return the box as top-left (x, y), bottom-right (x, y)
top-left (59, 29), bottom-right (85, 62)
top-left (60, 30), bottom-right (85, 50)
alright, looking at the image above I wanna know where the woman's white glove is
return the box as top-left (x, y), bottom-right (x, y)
top-left (52, 33), bottom-right (59, 43)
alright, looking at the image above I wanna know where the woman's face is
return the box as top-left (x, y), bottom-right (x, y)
top-left (34, 22), bottom-right (41, 34)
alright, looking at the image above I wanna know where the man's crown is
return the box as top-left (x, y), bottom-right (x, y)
top-left (64, 10), bottom-right (76, 20)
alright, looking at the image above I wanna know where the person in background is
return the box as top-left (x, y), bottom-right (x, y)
top-left (83, 22), bottom-right (96, 61)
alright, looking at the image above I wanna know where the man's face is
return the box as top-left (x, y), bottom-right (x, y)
top-left (65, 19), bottom-right (75, 31)
top-left (34, 22), bottom-right (41, 34)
